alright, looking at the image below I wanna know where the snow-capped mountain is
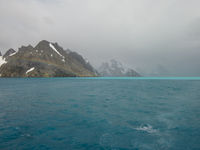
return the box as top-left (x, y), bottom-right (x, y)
top-left (98, 59), bottom-right (141, 77)
top-left (0, 40), bottom-right (98, 77)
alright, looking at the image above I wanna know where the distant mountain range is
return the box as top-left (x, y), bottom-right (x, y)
top-left (0, 40), bottom-right (98, 77)
top-left (0, 40), bottom-right (141, 77)
top-left (98, 59), bottom-right (141, 77)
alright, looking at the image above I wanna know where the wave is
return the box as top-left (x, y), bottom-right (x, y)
top-left (134, 124), bottom-right (157, 133)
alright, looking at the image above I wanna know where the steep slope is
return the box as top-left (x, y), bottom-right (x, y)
top-left (98, 59), bottom-right (141, 77)
top-left (0, 40), bottom-right (97, 77)
top-left (3, 49), bottom-right (16, 59)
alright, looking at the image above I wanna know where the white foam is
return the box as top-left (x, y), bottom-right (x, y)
top-left (26, 67), bottom-right (35, 74)
top-left (0, 56), bottom-right (7, 67)
top-left (135, 124), bottom-right (157, 133)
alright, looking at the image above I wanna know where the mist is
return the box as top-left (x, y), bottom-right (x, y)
top-left (0, 0), bottom-right (200, 76)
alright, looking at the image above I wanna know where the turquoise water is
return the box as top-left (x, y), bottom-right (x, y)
top-left (0, 78), bottom-right (200, 150)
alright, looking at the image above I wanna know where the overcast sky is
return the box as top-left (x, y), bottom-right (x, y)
top-left (0, 0), bottom-right (200, 76)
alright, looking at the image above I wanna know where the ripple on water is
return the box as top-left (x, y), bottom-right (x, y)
top-left (99, 133), bottom-right (113, 148)
top-left (134, 124), bottom-right (158, 133)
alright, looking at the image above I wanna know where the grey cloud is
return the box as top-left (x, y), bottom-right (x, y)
top-left (0, 0), bottom-right (200, 76)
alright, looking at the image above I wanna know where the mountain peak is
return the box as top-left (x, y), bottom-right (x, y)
top-left (38, 40), bottom-right (50, 45)
top-left (3, 48), bottom-right (16, 58)
top-left (98, 59), bottom-right (141, 77)
top-left (35, 40), bottom-right (50, 49)
top-left (34, 40), bottom-right (63, 52)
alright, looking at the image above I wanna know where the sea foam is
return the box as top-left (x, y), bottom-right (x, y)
top-left (135, 124), bottom-right (157, 133)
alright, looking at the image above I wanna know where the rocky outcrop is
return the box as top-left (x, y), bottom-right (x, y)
top-left (0, 40), bottom-right (98, 77)
top-left (3, 48), bottom-right (16, 59)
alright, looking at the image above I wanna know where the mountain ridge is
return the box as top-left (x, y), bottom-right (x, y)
top-left (0, 40), bottom-right (98, 77)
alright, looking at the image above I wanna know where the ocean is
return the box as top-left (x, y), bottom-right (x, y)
top-left (0, 78), bottom-right (200, 150)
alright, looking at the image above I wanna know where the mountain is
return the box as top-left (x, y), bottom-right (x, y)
top-left (98, 59), bottom-right (141, 77)
top-left (0, 40), bottom-right (98, 77)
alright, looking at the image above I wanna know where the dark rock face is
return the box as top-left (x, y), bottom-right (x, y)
top-left (68, 51), bottom-right (96, 73)
top-left (98, 59), bottom-right (141, 77)
top-left (0, 51), bottom-right (2, 56)
top-left (0, 40), bottom-right (98, 77)
top-left (3, 49), bottom-right (16, 59)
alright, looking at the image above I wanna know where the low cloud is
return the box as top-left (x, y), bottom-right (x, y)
top-left (0, 0), bottom-right (200, 76)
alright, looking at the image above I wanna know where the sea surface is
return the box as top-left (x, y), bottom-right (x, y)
top-left (0, 77), bottom-right (200, 150)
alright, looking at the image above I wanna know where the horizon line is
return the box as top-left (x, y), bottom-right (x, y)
top-left (1, 77), bottom-right (200, 80)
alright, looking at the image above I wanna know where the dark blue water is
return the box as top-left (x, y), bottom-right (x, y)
top-left (0, 78), bottom-right (200, 150)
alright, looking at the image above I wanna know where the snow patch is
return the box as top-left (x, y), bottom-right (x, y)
top-left (49, 43), bottom-right (66, 62)
top-left (9, 52), bottom-right (17, 57)
top-left (49, 43), bottom-right (63, 57)
top-left (82, 56), bottom-right (89, 64)
top-left (26, 67), bottom-right (35, 74)
top-left (51, 54), bottom-right (53, 57)
top-left (85, 58), bottom-right (89, 64)
top-left (0, 56), bottom-right (7, 67)
top-left (36, 50), bottom-right (38, 52)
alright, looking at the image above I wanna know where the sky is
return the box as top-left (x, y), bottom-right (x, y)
top-left (0, 0), bottom-right (200, 76)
